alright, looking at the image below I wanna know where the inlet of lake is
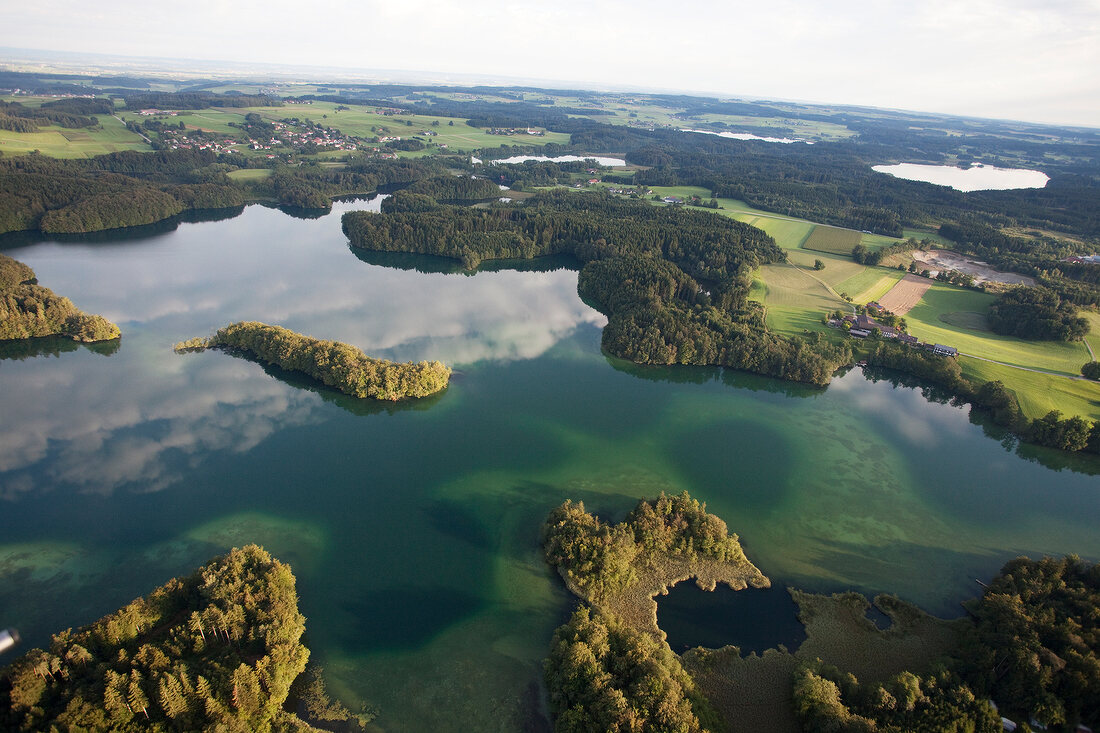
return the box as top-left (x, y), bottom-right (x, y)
top-left (1, 199), bottom-right (1098, 731)
top-left (872, 162), bottom-right (1049, 191)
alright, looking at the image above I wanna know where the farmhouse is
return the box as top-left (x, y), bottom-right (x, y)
top-left (930, 344), bottom-right (958, 357)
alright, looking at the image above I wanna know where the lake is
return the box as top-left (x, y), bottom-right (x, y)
top-left (681, 128), bottom-right (809, 144)
top-left (872, 162), bottom-right (1050, 191)
top-left (490, 154), bottom-right (627, 166)
top-left (1, 200), bottom-right (1098, 731)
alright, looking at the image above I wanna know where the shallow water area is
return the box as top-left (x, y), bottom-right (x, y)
top-left (871, 162), bottom-right (1049, 191)
top-left (1, 199), bottom-right (1098, 731)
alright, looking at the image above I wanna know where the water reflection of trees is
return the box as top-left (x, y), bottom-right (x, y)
top-left (348, 247), bottom-right (581, 277)
top-left (0, 335), bottom-right (119, 361)
top-left (230, 351), bottom-right (450, 417)
top-left (605, 354), bottom-right (824, 398)
top-left (866, 366), bottom-right (1100, 476)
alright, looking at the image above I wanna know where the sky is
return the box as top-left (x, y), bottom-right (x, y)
top-left (5, 0), bottom-right (1100, 127)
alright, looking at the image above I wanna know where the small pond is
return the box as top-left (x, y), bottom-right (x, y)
top-left (871, 162), bottom-right (1049, 191)
top-left (657, 582), bottom-right (807, 654)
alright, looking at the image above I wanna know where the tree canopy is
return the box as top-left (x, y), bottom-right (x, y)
top-left (185, 321), bottom-right (451, 401)
top-left (0, 545), bottom-right (314, 732)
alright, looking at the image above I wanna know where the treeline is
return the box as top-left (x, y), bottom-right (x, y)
top-left (0, 150), bottom-right (242, 234)
top-left (258, 158), bottom-right (438, 210)
top-left (793, 661), bottom-right (1001, 732)
top-left (344, 191), bottom-right (851, 384)
top-left (0, 149), bottom-right (429, 234)
top-left (851, 237), bottom-right (921, 266)
top-left (188, 321), bottom-right (451, 401)
top-left (863, 340), bottom-right (1100, 453)
top-left (0, 99), bottom-right (102, 130)
top-left (542, 492), bottom-right (746, 602)
top-left (123, 92), bottom-right (283, 110)
top-left (987, 286), bottom-right (1089, 341)
top-left (0, 545), bottom-right (316, 732)
top-left (545, 608), bottom-right (707, 733)
top-left (0, 253), bottom-right (120, 342)
top-left (403, 175), bottom-right (501, 202)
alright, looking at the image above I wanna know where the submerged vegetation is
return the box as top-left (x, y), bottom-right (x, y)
top-left (0, 253), bottom-right (120, 342)
top-left (178, 321), bottom-right (451, 401)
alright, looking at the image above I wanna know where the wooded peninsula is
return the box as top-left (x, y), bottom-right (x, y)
top-left (176, 321), bottom-right (451, 401)
top-left (0, 252), bottom-right (120, 342)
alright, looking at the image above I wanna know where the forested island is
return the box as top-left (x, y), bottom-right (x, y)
top-left (177, 321), bottom-right (451, 401)
top-left (541, 495), bottom-right (1100, 733)
top-left (0, 545), bottom-right (369, 732)
top-left (0, 252), bottom-right (119, 342)
top-left (345, 191), bottom-right (852, 385)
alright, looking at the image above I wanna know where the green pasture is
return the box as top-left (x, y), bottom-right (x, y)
top-left (835, 267), bottom-right (905, 303)
top-left (227, 168), bottom-right (273, 181)
top-left (0, 114), bottom-right (151, 158)
top-left (804, 226), bottom-right (861, 255)
top-left (1080, 310), bottom-right (1100, 361)
top-left (960, 358), bottom-right (1100, 422)
top-left (903, 283), bottom-right (1091, 375)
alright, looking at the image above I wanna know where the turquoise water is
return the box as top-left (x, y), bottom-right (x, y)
top-left (1, 200), bottom-right (1098, 731)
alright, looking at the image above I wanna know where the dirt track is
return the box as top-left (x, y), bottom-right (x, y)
top-left (876, 274), bottom-right (933, 314)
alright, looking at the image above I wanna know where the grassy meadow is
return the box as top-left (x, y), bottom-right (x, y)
top-left (0, 109), bottom-right (151, 158)
top-left (803, 226), bottom-right (861, 255)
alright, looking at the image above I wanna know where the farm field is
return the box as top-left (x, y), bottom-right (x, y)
top-left (116, 101), bottom-right (573, 155)
top-left (960, 358), bottom-right (1100, 422)
top-left (834, 267), bottom-right (905, 303)
top-left (803, 226), bottom-right (861, 255)
top-left (0, 114), bottom-right (151, 158)
top-left (903, 283), bottom-right (1091, 376)
top-left (876, 274), bottom-right (933, 315)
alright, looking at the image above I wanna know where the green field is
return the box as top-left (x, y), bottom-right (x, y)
top-left (960, 358), bottom-right (1100, 422)
top-left (803, 226), bottom-right (861, 255)
top-left (903, 284), bottom-right (1091, 376)
top-left (0, 114), bottom-right (151, 158)
top-left (227, 168), bottom-right (273, 181)
top-left (835, 267), bottom-right (905, 303)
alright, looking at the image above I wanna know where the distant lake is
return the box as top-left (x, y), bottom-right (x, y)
top-left (681, 128), bottom-right (809, 144)
top-left (491, 154), bottom-right (627, 166)
top-left (872, 163), bottom-right (1049, 192)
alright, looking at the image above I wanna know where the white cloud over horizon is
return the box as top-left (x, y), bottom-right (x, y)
top-left (4, 0), bottom-right (1099, 126)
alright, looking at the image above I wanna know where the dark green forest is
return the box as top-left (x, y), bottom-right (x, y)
top-left (343, 190), bottom-right (851, 384)
top-left (189, 321), bottom-right (451, 401)
top-left (987, 287), bottom-right (1089, 341)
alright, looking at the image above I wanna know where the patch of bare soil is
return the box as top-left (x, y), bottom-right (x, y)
top-left (877, 274), bottom-right (933, 314)
top-left (911, 250), bottom-right (1035, 286)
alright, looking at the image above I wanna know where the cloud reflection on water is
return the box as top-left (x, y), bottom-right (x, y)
top-left (0, 201), bottom-right (606, 497)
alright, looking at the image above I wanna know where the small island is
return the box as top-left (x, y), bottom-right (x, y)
top-left (175, 321), bottom-right (451, 401)
top-left (0, 253), bottom-right (120, 343)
